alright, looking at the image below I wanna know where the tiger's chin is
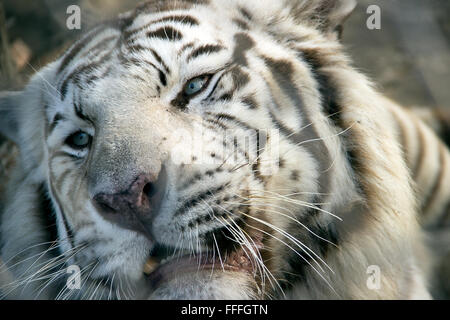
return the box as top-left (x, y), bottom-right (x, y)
top-left (147, 271), bottom-right (259, 300)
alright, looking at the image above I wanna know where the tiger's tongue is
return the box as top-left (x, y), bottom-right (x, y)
top-left (143, 246), bottom-right (260, 290)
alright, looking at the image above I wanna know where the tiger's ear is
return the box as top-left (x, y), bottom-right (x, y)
top-left (0, 91), bottom-right (22, 144)
top-left (312, 0), bottom-right (357, 36)
top-left (291, 0), bottom-right (357, 37)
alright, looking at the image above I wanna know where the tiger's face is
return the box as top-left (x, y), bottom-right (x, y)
top-left (41, 2), bottom-right (288, 299)
top-left (1, 0), bottom-right (361, 299)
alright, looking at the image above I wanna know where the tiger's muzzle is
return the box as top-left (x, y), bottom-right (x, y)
top-left (92, 165), bottom-right (168, 240)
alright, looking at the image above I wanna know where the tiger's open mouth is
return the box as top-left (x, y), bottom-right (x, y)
top-left (143, 241), bottom-right (263, 290)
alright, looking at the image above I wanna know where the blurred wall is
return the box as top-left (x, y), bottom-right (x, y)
top-left (344, 0), bottom-right (450, 108)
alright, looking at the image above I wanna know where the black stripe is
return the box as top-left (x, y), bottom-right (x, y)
top-left (187, 44), bottom-right (225, 62)
top-left (125, 15), bottom-right (199, 39)
top-left (230, 66), bottom-right (250, 91)
top-left (127, 45), bottom-right (171, 75)
top-left (86, 65), bottom-right (112, 85)
top-left (281, 210), bottom-right (339, 290)
top-left (133, 0), bottom-right (209, 15)
top-left (152, 15), bottom-right (199, 26)
top-left (233, 33), bottom-right (255, 67)
top-left (60, 51), bottom-right (113, 99)
top-left (205, 112), bottom-right (257, 133)
top-left (149, 48), bottom-right (170, 74)
top-left (204, 71), bottom-right (227, 101)
top-left (126, 44), bottom-right (146, 52)
top-left (147, 26), bottom-right (183, 41)
top-left (186, 201), bottom-right (245, 229)
top-left (203, 118), bottom-right (230, 131)
top-left (174, 183), bottom-right (230, 217)
top-left (49, 113), bottom-right (65, 133)
top-left (179, 167), bottom-right (224, 191)
top-left (38, 183), bottom-right (60, 251)
top-left (239, 7), bottom-right (253, 21)
top-left (296, 48), bottom-right (364, 196)
top-left (241, 95), bottom-right (258, 109)
top-left (125, 56), bottom-right (168, 87)
top-left (57, 25), bottom-right (109, 73)
top-left (178, 42), bottom-right (195, 55)
top-left (80, 35), bottom-right (117, 59)
top-left (422, 143), bottom-right (446, 214)
top-left (202, 116), bottom-right (251, 163)
top-left (434, 108), bottom-right (450, 148)
top-left (74, 101), bottom-right (92, 123)
top-left (48, 181), bottom-right (76, 249)
top-left (206, 65), bottom-right (249, 103)
top-left (413, 121), bottom-right (427, 181)
top-left (233, 18), bottom-right (249, 30)
top-left (299, 49), bottom-right (340, 122)
top-left (262, 56), bottom-right (332, 196)
top-left (203, 113), bottom-right (266, 184)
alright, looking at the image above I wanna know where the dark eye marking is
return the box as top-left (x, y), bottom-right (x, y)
top-left (187, 44), bottom-right (226, 62)
top-left (147, 26), bottom-right (183, 41)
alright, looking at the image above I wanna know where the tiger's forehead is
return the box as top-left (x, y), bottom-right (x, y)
top-left (53, 1), bottom-right (241, 108)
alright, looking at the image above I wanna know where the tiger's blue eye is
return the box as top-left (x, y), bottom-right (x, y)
top-left (184, 75), bottom-right (210, 96)
top-left (66, 131), bottom-right (91, 149)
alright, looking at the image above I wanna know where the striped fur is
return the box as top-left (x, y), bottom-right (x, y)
top-left (0, 0), bottom-right (448, 299)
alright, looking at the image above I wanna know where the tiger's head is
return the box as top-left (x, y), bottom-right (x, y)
top-left (0, 0), bottom-right (367, 299)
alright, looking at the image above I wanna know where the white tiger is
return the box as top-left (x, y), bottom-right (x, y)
top-left (0, 0), bottom-right (449, 299)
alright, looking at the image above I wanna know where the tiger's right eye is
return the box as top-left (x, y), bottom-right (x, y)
top-left (65, 131), bottom-right (92, 149)
top-left (184, 75), bottom-right (211, 96)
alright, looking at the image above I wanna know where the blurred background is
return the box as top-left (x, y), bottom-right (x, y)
top-left (0, 0), bottom-right (449, 298)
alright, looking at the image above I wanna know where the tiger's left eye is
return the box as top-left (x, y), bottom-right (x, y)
top-left (184, 75), bottom-right (210, 96)
top-left (65, 131), bottom-right (92, 149)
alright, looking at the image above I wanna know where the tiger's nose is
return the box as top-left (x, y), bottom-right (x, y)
top-left (92, 167), bottom-right (167, 238)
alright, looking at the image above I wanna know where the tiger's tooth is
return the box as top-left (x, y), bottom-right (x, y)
top-left (143, 257), bottom-right (159, 275)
